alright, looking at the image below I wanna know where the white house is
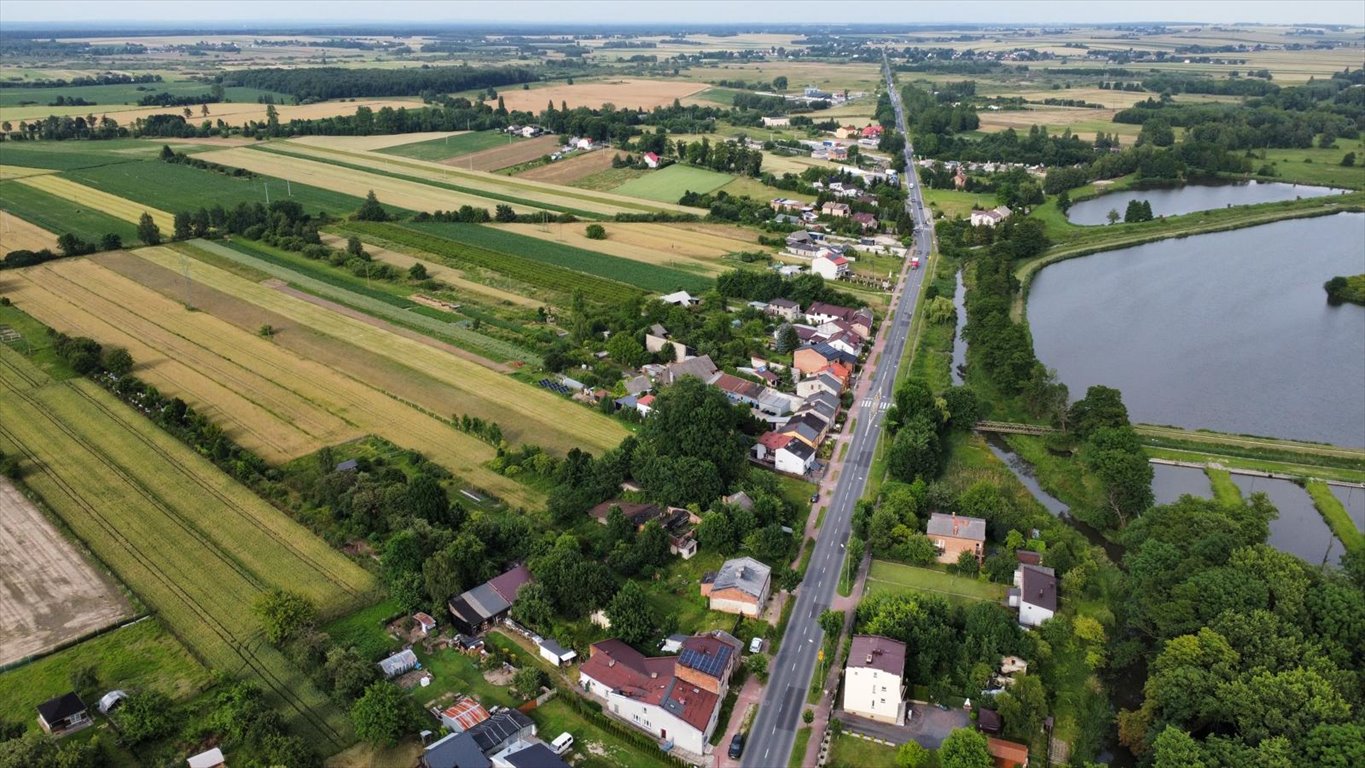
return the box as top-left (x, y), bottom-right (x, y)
top-left (796, 371), bottom-right (843, 399)
top-left (843, 635), bottom-right (907, 725)
top-left (774, 439), bottom-right (815, 476)
top-left (1010, 564), bottom-right (1057, 628)
top-left (643, 152), bottom-right (662, 169)
top-left (811, 253), bottom-right (850, 281)
top-left (970, 205), bottom-right (1012, 227)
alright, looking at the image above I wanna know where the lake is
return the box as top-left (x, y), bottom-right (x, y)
top-left (1030, 213), bottom-right (1365, 447)
top-left (1066, 179), bottom-right (1346, 225)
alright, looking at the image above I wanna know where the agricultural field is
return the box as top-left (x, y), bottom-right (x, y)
top-left (682, 60), bottom-right (884, 92)
top-left (442, 134), bottom-right (561, 171)
top-left (0, 346), bottom-right (370, 744)
top-left (1261, 144), bottom-right (1365, 189)
top-left (0, 179), bottom-right (140, 244)
top-left (611, 164), bottom-right (734, 202)
top-left (515, 147), bottom-right (617, 184)
top-left (377, 129), bottom-right (522, 162)
top-left (0, 137), bottom-right (191, 171)
top-left (0, 164), bottom-right (57, 180)
top-left (317, 233), bottom-right (543, 308)
top-left (921, 187), bottom-right (1001, 220)
top-left (0, 211), bottom-right (58, 252)
top-left (0, 618), bottom-right (211, 730)
top-left (719, 174), bottom-right (807, 202)
top-left (489, 221), bottom-right (760, 276)
top-left (13, 173), bottom-right (173, 230)
top-left (250, 131), bottom-right (468, 152)
top-left (0, 477), bottom-right (131, 666)
top-left (0, 80), bottom-right (281, 109)
top-left (0, 96), bottom-right (424, 128)
top-left (491, 77), bottom-right (707, 112)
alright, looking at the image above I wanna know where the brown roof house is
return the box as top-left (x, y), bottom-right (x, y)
top-left (842, 636), bottom-right (907, 724)
top-left (926, 513), bottom-right (986, 565)
top-left (700, 557), bottom-right (772, 617)
top-left (1009, 564), bottom-right (1057, 628)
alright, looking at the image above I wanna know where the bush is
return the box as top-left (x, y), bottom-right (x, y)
top-left (585, 223), bottom-right (607, 240)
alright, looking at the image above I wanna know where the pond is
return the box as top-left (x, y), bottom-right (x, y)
top-left (1030, 214), bottom-right (1365, 447)
top-left (1065, 179), bottom-right (1346, 225)
top-left (1149, 464), bottom-right (1345, 565)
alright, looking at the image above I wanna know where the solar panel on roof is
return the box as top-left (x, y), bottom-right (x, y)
top-left (680, 645), bottom-right (728, 678)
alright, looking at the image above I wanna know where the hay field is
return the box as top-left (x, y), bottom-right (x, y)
top-left (0, 165), bottom-right (58, 180)
top-left (290, 131), bottom-right (470, 152)
top-left (0, 477), bottom-right (131, 666)
top-left (489, 222), bottom-right (734, 276)
top-left (0, 213), bottom-right (58, 253)
top-left (0, 347), bottom-right (367, 744)
top-left (494, 78), bottom-right (706, 112)
top-left (0, 97), bottom-right (423, 127)
top-left (12, 174), bottom-right (174, 231)
top-left (136, 245), bottom-right (628, 458)
top-left (318, 233), bottom-right (541, 308)
top-left (975, 107), bottom-right (1143, 143)
top-left (443, 135), bottom-right (561, 171)
top-left (516, 149), bottom-right (617, 184)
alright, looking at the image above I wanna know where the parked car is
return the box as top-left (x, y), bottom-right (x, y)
top-left (749, 637), bottom-right (764, 654)
top-left (810, 493), bottom-right (820, 504)
top-left (728, 733), bottom-right (746, 759)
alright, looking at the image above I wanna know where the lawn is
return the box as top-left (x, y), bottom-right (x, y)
top-left (0, 178), bottom-right (139, 244)
top-left (826, 732), bottom-right (899, 768)
top-left (788, 726), bottom-right (813, 768)
top-left (571, 166), bottom-right (648, 191)
top-left (718, 174), bottom-right (801, 202)
top-left (378, 130), bottom-right (518, 162)
top-left (922, 187), bottom-right (1000, 220)
top-left (612, 164), bottom-right (734, 203)
top-left (865, 560), bottom-right (1008, 603)
top-left (529, 698), bottom-right (676, 768)
top-left (0, 618), bottom-right (212, 730)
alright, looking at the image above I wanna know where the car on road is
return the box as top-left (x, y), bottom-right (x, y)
top-left (728, 733), bottom-right (746, 759)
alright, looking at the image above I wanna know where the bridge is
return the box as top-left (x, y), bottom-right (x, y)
top-left (975, 420), bottom-right (1059, 436)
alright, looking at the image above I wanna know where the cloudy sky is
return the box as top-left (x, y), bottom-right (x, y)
top-left (3, 0), bottom-right (1363, 26)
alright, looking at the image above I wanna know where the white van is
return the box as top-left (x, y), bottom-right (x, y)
top-left (551, 732), bottom-right (573, 755)
top-left (749, 637), bottom-right (764, 654)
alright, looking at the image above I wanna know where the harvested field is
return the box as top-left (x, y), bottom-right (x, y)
top-left (0, 477), bottom-right (131, 666)
top-left (291, 132), bottom-right (469, 152)
top-left (489, 222), bottom-right (760, 274)
top-left (0, 212), bottom-right (58, 253)
top-left (516, 149), bottom-right (617, 184)
top-left (446, 135), bottom-right (560, 172)
top-left (319, 233), bottom-right (542, 308)
top-left (0, 98), bottom-right (424, 128)
top-left (0, 165), bottom-right (58, 180)
top-left (494, 78), bottom-right (706, 112)
top-left (13, 174), bottom-right (174, 231)
top-left (0, 347), bottom-right (369, 744)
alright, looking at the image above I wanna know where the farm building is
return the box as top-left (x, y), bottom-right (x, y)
top-left (643, 152), bottom-right (662, 168)
top-left (37, 692), bottom-right (90, 736)
top-left (970, 206), bottom-right (1012, 227)
top-left (377, 648), bottom-right (419, 678)
top-left (659, 290), bottom-right (700, 306)
top-left (448, 564), bottom-right (534, 636)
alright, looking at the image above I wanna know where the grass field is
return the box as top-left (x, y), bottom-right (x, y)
top-left (0, 178), bottom-right (141, 244)
top-left (406, 222), bottom-right (713, 294)
top-left (0, 81), bottom-right (279, 109)
top-left (13, 173), bottom-right (173, 231)
top-left (612, 164), bottom-right (734, 202)
top-left (446, 135), bottom-right (562, 172)
top-left (865, 560), bottom-right (1008, 603)
top-left (0, 209), bottom-right (58, 251)
top-left (288, 131), bottom-right (470, 152)
top-left (0, 138), bottom-right (193, 171)
top-left (1260, 144), bottom-right (1365, 189)
top-left (491, 78), bottom-right (706, 112)
top-left (718, 174), bottom-right (802, 202)
top-left (0, 618), bottom-right (211, 729)
top-left (922, 187), bottom-right (1000, 220)
top-left (827, 732), bottom-right (898, 768)
top-left (0, 97), bottom-right (424, 128)
top-left (378, 130), bottom-right (520, 162)
top-left (0, 346), bottom-right (369, 744)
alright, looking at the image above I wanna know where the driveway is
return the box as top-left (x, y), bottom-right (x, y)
top-left (836, 702), bottom-right (970, 749)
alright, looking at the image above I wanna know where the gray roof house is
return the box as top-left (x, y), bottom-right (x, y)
top-left (701, 557), bottom-right (772, 616)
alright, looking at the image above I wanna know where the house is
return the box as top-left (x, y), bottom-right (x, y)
top-left (335, 458), bottom-right (359, 472)
top-left (723, 490), bottom-right (754, 511)
top-left (821, 201), bottom-right (851, 218)
top-left (851, 308), bottom-right (874, 339)
top-left (822, 331), bottom-right (863, 359)
top-left (643, 152), bottom-right (661, 169)
top-left (658, 354), bottom-right (719, 386)
top-left (843, 635), bottom-right (907, 725)
top-left (860, 124), bottom-right (884, 139)
top-left (467, 710), bottom-right (537, 755)
top-left (414, 612), bottom-right (438, 635)
top-left (755, 388), bottom-right (802, 420)
top-left (852, 212), bottom-right (879, 231)
top-left (378, 648), bottom-right (419, 678)
top-left (805, 302), bottom-right (857, 325)
top-left (700, 556), bottom-right (772, 617)
top-left (37, 692), bottom-right (90, 736)
top-left (613, 395), bottom-right (638, 412)
top-left (708, 372), bottom-right (765, 408)
top-left (186, 748), bottom-right (226, 768)
top-left (575, 137), bottom-right (594, 150)
top-left (624, 375), bottom-right (652, 397)
top-left (1010, 565), bottom-right (1057, 628)
top-left (420, 732), bottom-right (489, 768)
top-left (772, 198), bottom-right (806, 213)
top-left (589, 500), bottom-right (662, 528)
top-left (926, 513), bottom-right (987, 564)
top-left (497, 742), bottom-right (570, 768)
top-left (658, 290), bottom-right (699, 307)
top-left (578, 632), bottom-right (740, 755)
top-left (521, 126), bottom-right (542, 138)
top-left (441, 697), bottom-right (492, 733)
top-left (780, 417), bottom-right (821, 449)
top-left (539, 638), bottom-right (577, 667)
top-left (765, 298), bottom-right (801, 322)
top-left (775, 438), bottom-right (815, 476)
top-left (644, 325), bottom-right (688, 363)
top-left (636, 394), bottom-right (656, 417)
top-left (834, 124), bottom-right (858, 140)
top-left (987, 737), bottom-right (1031, 768)
top-left (447, 564), bottom-right (534, 636)
top-left (752, 431), bottom-right (792, 462)
top-left (829, 145), bottom-right (849, 161)
top-left (970, 206), bottom-right (1012, 227)
top-left (954, 166), bottom-right (968, 190)
top-left (811, 253), bottom-right (850, 280)
top-left (819, 361), bottom-right (855, 388)
top-left (977, 708), bottom-right (1003, 735)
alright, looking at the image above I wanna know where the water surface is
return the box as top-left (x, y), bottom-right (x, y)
top-left (1066, 180), bottom-right (1345, 225)
top-left (1230, 474), bottom-right (1343, 565)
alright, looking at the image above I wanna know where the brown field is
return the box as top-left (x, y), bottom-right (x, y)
top-left (0, 213), bottom-right (58, 253)
top-left (0, 98), bottom-right (424, 127)
top-left (682, 61), bottom-right (883, 92)
top-left (491, 221), bottom-right (765, 273)
top-left (289, 132), bottom-right (470, 151)
top-left (494, 78), bottom-right (707, 112)
top-left (318, 234), bottom-right (541, 308)
top-left (450, 135), bottom-right (561, 172)
top-left (0, 478), bottom-right (132, 666)
top-left (516, 149), bottom-right (618, 184)
top-left (12, 175), bottom-right (174, 230)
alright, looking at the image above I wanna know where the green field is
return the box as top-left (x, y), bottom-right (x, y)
top-left (0, 618), bottom-right (211, 729)
top-left (0, 179), bottom-right (139, 244)
top-left (340, 221), bottom-right (647, 304)
top-left (0, 139), bottom-right (200, 171)
top-left (0, 81), bottom-right (281, 108)
top-left (1260, 144), bottom-right (1365, 189)
top-left (612, 164), bottom-right (734, 203)
top-left (826, 732), bottom-right (899, 768)
top-left (407, 222), bottom-right (713, 294)
top-left (63, 159), bottom-right (374, 218)
top-left (0, 346), bottom-right (374, 745)
top-left (378, 130), bottom-right (519, 161)
top-left (865, 560), bottom-right (1008, 603)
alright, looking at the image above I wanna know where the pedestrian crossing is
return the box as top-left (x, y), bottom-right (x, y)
top-left (859, 398), bottom-right (892, 410)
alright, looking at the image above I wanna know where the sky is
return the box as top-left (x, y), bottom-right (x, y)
top-left (2, 0), bottom-right (1363, 27)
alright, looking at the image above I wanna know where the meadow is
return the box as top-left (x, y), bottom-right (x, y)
top-left (0, 80), bottom-right (281, 108)
top-left (864, 560), bottom-right (1008, 603)
top-left (0, 138), bottom-right (201, 171)
top-left (378, 129), bottom-right (520, 162)
top-left (490, 77), bottom-right (706, 112)
top-left (0, 347), bottom-right (369, 744)
top-left (0, 179), bottom-right (140, 244)
top-left (318, 232), bottom-right (542, 308)
top-left (611, 163), bottom-right (735, 202)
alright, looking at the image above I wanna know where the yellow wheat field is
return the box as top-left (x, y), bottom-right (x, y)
top-left (491, 221), bottom-right (763, 273)
top-left (13, 175), bottom-right (173, 231)
top-left (0, 165), bottom-right (58, 180)
top-left (0, 212), bottom-right (58, 253)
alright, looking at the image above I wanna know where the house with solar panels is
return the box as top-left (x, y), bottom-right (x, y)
top-left (447, 564), bottom-right (533, 636)
top-left (578, 630), bottom-right (742, 756)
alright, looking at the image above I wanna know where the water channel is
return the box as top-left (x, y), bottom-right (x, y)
top-left (1065, 179), bottom-right (1346, 225)
top-left (950, 269), bottom-right (968, 385)
top-left (1029, 213), bottom-right (1365, 447)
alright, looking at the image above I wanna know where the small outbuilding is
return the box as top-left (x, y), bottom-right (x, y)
top-left (37, 692), bottom-right (90, 736)
top-left (538, 638), bottom-right (578, 667)
top-left (97, 690), bottom-right (128, 715)
top-left (186, 747), bottom-right (227, 768)
top-left (377, 648), bottom-right (419, 678)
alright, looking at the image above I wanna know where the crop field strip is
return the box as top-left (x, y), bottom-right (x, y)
top-left (610, 164), bottom-right (736, 202)
top-left (0, 349), bottom-right (357, 745)
top-left (0, 211), bottom-right (58, 252)
top-left (135, 244), bottom-right (626, 461)
top-left (13, 173), bottom-right (174, 231)
top-left (0, 179), bottom-right (141, 245)
top-left (489, 222), bottom-right (740, 276)
top-left (0, 164), bottom-right (58, 180)
top-left (290, 131), bottom-right (472, 152)
top-left (375, 130), bottom-right (519, 161)
top-left (0, 140), bottom-right (166, 171)
top-left (259, 140), bottom-right (696, 215)
top-left (339, 221), bottom-right (647, 305)
top-left (319, 233), bottom-right (542, 308)
top-left (406, 221), bottom-right (715, 294)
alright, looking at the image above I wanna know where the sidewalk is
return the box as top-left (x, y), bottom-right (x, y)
top-left (800, 551), bottom-right (872, 767)
top-left (715, 674), bottom-right (763, 768)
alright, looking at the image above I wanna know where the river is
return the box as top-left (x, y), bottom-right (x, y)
top-left (1029, 213), bottom-right (1365, 447)
top-left (1066, 179), bottom-right (1346, 225)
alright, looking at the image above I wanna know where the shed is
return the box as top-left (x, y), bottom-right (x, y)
top-left (186, 747), bottom-right (226, 768)
top-left (335, 459), bottom-right (359, 472)
top-left (538, 638), bottom-right (578, 667)
top-left (37, 692), bottom-right (90, 735)
top-left (413, 612), bottom-right (438, 635)
top-left (377, 648), bottom-right (419, 678)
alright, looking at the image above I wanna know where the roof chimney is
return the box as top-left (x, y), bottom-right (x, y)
top-left (608, 659), bottom-right (616, 668)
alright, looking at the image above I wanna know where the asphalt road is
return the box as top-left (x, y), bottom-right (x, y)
top-left (740, 60), bottom-right (936, 768)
